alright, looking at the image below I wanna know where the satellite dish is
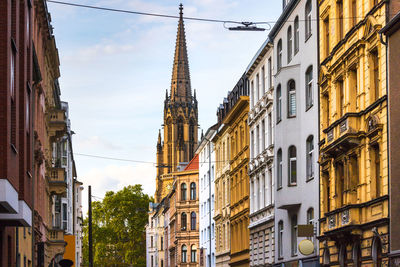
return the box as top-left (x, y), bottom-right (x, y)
top-left (59, 259), bottom-right (74, 267)
top-left (298, 239), bottom-right (315, 256)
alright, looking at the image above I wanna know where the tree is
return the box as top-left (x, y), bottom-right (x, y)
top-left (82, 185), bottom-right (153, 266)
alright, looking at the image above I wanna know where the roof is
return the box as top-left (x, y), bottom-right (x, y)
top-left (380, 11), bottom-right (400, 36)
top-left (268, 0), bottom-right (300, 40)
top-left (184, 153), bottom-right (199, 171)
top-left (245, 38), bottom-right (272, 76)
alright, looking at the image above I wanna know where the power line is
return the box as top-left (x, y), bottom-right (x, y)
top-left (74, 152), bottom-right (266, 165)
top-left (46, 0), bottom-right (384, 25)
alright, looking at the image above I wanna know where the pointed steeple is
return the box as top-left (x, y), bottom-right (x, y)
top-left (170, 4), bottom-right (192, 102)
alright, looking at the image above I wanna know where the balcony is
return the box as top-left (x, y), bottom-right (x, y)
top-left (48, 109), bottom-right (67, 139)
top-left (47, 228), bottom-right (66, 258)
top-left (48, 167), bottom-right (67, 196)
top-left (322, 115), bottom-right (364, 156)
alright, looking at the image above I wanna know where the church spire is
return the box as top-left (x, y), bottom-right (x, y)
top-left (170, 4), bottom-right (192, 102)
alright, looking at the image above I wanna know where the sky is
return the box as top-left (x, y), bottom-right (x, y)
top-left (46, 0), bottom-right (282, 214)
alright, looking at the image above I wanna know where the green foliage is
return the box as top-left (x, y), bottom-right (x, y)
top-left (82, 185), bottom-right (153, 266)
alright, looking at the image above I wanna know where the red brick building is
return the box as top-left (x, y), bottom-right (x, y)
top-left (0, 0), bottom-right (34, 265)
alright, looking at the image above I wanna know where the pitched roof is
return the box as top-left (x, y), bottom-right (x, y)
top-left (184, 153), bottom-right (199, 171)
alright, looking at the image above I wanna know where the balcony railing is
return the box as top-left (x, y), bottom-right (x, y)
top-left (323, 115), bottom-right (363, 156)
top-left (48, 167), bottom-right (67, 196)
top-left (48, 228), bottom-right (64, 242)
top-left (48, 109), bottom-right (67, 138)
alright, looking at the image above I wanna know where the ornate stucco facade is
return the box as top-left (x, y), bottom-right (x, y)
top-left (247, 39), bottom-right (275, 267)
top-left (225, 78), bottom-right (250, 267)
top-left (155, 4), bottom-right (198, 203)
top-left (318, 0), bottom-right (390, 266)
top-left (213, 106), bottom-right (232, 267)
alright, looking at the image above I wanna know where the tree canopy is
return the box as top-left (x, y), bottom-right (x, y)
top-left (82, 185), bottom-right (152, 266)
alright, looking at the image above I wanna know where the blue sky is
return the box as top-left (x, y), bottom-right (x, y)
top-left (47, 0), bottom-right (282, 213)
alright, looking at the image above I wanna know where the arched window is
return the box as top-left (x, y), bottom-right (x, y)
top-left (278, 221), bottom-right (284, 258)
top-left (288, 80), bottom-right (296, 117)
top-left (372, 237), bottom-right (382, 267)
top-left (305, 0), bottom-right (312, 39)
top-left (181, 213), bottom-right (187, 231)
top-left (294, 16), bottom-right (299, 53)
top-left (181, 245), bottom-right (187, 263)
top-left (277, 84), bottom-right (282, 122)
top-left (287, 26), bottom-right (293, 63)
top-left (277, 39), bottom-right (283, 70)
top-left (189, 120), bottom-right (195, 157)
top-left (288, 146), bottom-right (297, 185)
top-left (353, 243), bottom-right (361, 267)
top-left (167, 118), bottom-right (172, 142)
top-left (339, 244), bottom-right (347, 267)
top-left (181, 183), bottom-right (187, 201)
top-left (277, 149), bottom-right (283, 189)
top-left (177, 117), bottom-right (184, 147)
top-left (306, 66), bottom-right (313, 109)
top-left (191, 212), bottom-right (196, 230)
top-left (191, 245), bottom-right (197, 262)
top-left (306, 135), bottom-right (314, 179)
top-left (190, 182), bottom-right (196, 200)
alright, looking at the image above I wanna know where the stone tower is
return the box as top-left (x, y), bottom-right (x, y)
top-left (155, 4), bottom-right (198, 202)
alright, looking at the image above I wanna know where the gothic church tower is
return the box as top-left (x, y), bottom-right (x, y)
top-left (155, 4), bottom-right (198, 202)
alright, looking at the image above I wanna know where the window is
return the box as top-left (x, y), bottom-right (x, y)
top-left (305, 0), bottom-right (312, 39)
top-left (372, 237), bottom-right (382, 267)
top-left (151, 256), bottom-right (154, 267)
top-left (181, 183), bottom-right (187, 201)
top-left (351, 0), bottom-right (357, 27)
top-left (339, 244), bottom-right (347, 267)
top-left (294, 16), bottom-right (299, 53)
top-left (291, 215), bottom-right (298, 256)
top-left (371, 144), bottom-right (381, 197)
top-left (323, 171), bottom-right (331, 212)
top-left (10, 49), bottom-right (16, 146)
top-left (278, 221), bottom-right (284, 258)
top-left (338, 0), bottom-right (344, 40)
top-left (349, 67), bottom-right (358, 112)
top-left (256, 74), bottom-right (260, 101)
top-left (287, 26), bottom-right (293, 62)
top-left (307, 208), bottom-right (314, 224)
top-left (191, 245), bottom-right (197, 262)
top-left (288, 146), bottom-right (297, 185)
top-left (256, 125), bottom-right (260, 154)
top-left (268, 57), bottom-right (272, 89)
top-left (181, 213), bottom-right (187, 231)
top-left (190, 182), bottom-right (196, 200)
top-left (306, 66), bottom-right (313, 109)
top-left (323, 91), bottom-right (330, 128)
top-left (277, 84), bottom-right (282, 122)
top-left (277, 39), bottom-right (282, 70)
top-left (288, 80), bottom-right (296, 117)
top-left (261, 119), bottom-right (265, 150)
top-left (324, 17), bottom-right (330, 57)
top-left (306, 136), bottom-right (314, 180)
top-left (151, 236), bottom-right (153, 247)
top-left (336, 162), bottom-right (345, 207)
top-left (277, 149), bottom-right (283, 189)
top-left (251, 81), bottom-right (255, 107)
top-left (371, 50), bottom-right (380, 102)
top-left (161, 236), bottom-right (163, 249)
top-left (349, 154), bottom-right (359, 189)
top-left (268, 113), bottom-right (272, 146)
top-left (261, 66), bottom-right (265, 93)
top-left (251, 131), bottom-right (254, 158)
top-left (182, 245), bottom-right (187, 263)
top-left (338, 79), bottom-right (344, 117)
top-left (191, 212), bottom-right (196, 230)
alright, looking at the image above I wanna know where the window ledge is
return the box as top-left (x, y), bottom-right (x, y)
top-left (305, 104), bottom-right (313, 112)
top-left (288, 183), bottom-right (297, 187)
top-left (305, 33), bottom-right (312, 43)
top-left (11, 144), bottom-right (18, 154)
top-left (287, 115), bottom-right (296, 119)
top-left (306, 176), bottom-right (314, 183)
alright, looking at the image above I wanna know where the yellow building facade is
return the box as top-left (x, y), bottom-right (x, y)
top-left (17, 228), bottom-right (32, 267)
top-left (213, 121), bottom-right (231, 267)
top-left (226, 94), bottom-right (250, 267)
top-left (318, 0), bottom-right (389, 266)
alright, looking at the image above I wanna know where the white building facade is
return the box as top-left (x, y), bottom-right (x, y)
top-left (73, 180), bottom-right (83, 266)
top-left (197, 126), bottom-right (217, 267)
top-left (269, 0), bottom-right (319, 266)
top-left (146, 203), bottom-right (157, 267)
top-left (247, 39), bottom-right (275, 267)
